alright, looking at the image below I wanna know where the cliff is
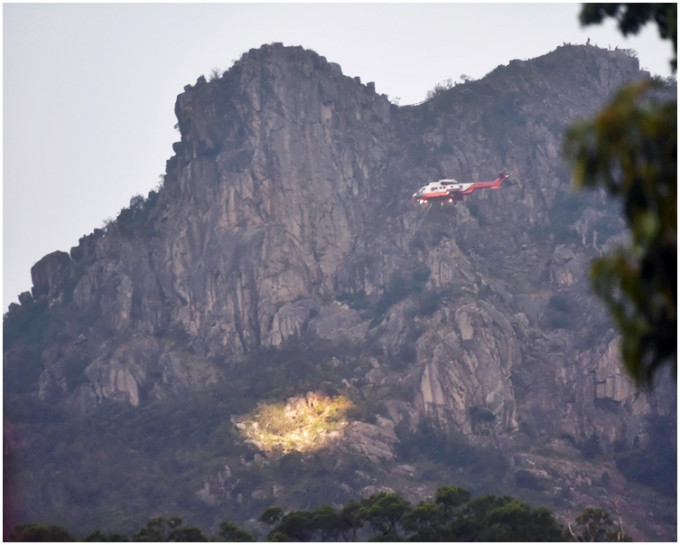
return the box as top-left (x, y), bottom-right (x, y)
top-left (4, 43), bottom-right (675, 539)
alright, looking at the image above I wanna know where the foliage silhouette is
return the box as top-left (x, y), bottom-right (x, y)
top-left (10, 523), bottom-right (74, 542)
top-left (569, 507), bottom-right (630, 542)
top-left (564, 3), bottom-right (677, 385)
top-left (217, 521), bottom-right (254, 541)
top-left (9, 487), bottom-right (629, 542)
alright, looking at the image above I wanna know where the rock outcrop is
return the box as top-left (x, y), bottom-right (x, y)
top-left (4, 43), bottom-right (675, 539)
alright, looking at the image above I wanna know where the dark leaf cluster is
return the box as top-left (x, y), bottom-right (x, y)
top-left (260, 487), bottom-right (621, 542)
top-left (566, 3), bottom-right (677, 385)
top-left (565, 79), bottom-right (676, 384)
top-left (8, 489), bottom-right (629, 542)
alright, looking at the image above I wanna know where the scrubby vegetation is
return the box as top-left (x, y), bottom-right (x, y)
top-left (115, 191), bottom-right (159, 238)
top-left (3, 338), bottom-right (389, 535)
top-left (236, 393), bottom-right (353, 454)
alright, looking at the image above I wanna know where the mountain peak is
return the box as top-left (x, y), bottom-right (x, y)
top-left (4, 43), bottom-right (674, 540)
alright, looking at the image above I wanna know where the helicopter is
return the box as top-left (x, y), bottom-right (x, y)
top-left (412, 172), bottom-right (509, 205)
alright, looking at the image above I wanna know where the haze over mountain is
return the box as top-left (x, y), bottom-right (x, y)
top-left (5, 3), bottom-right (676, 315)
top-left (4, 43), bottom-right (676, 540)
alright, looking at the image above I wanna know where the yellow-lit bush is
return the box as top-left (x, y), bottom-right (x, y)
top-left (237, 393), bottom-right (353, 455)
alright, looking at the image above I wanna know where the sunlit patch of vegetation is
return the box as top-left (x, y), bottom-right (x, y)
top-left (236, 393), bottom-right (353, 455)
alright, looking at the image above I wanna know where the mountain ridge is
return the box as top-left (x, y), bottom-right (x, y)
top-left (4, 42), bottom-right (675, 539)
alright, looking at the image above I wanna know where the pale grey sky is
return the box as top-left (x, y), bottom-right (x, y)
top-left (3, 2), bottom-right (675, 310)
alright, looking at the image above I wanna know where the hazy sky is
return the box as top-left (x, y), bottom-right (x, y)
top-left (3, 2), bottom-right (675, 310)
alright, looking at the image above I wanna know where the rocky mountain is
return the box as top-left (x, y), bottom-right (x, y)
top-left (4, 43), bottom-right (676, 539)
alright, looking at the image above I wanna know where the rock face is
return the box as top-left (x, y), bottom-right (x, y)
top-left (4, 43), bottom-right (675, 539)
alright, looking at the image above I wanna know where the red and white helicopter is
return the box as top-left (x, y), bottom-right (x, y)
top-left (412, 172), bottom-right (509, 205)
